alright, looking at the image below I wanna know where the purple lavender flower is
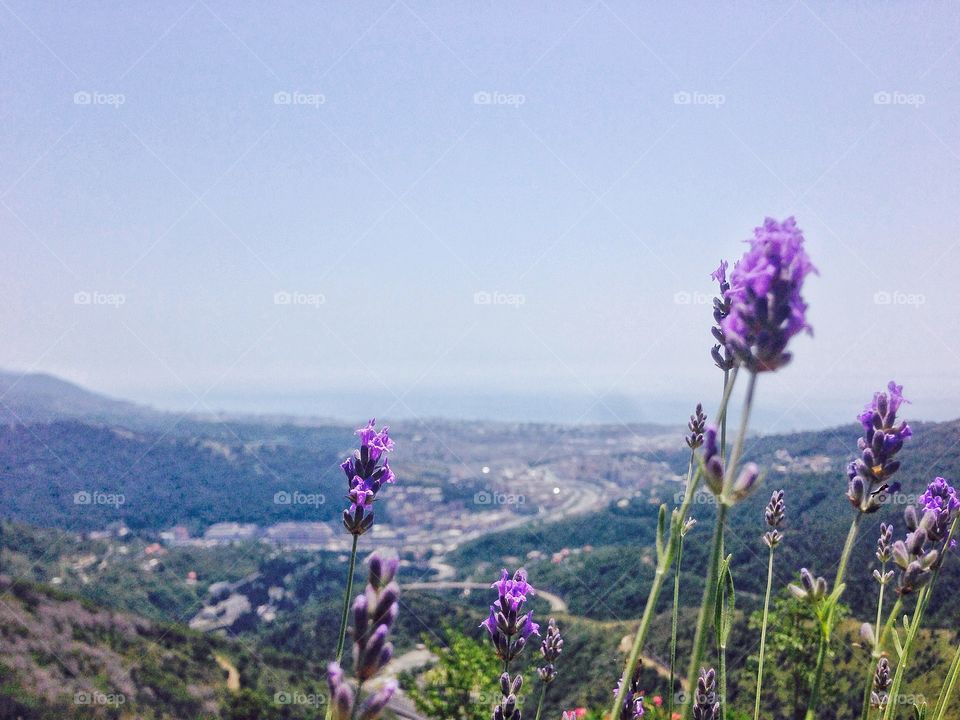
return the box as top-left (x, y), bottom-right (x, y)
top-left (481, 568), bottom-right (540, 663)
top-left (789, 568), bottom-right (828, 602)
top-left (341, 419), bottom-right (395, 535)
top-left (710, 260), bottom-right (736, 372)
top-left (919, 476), bottom-right (960, 543)
top-left (871, 657), bottom-right (891, 710)
top-left (614, 663), bottom-right (645, 720)
top-left (762, 489), bottom-right (785, 548)
top-left (327, 662), bottom-right (397, 720)
top-left (847, 383), bottom-right (912, 513)
top-left (693, 668), bottom-right (719, 720)
top-left (352, 550), bottom-right (400, 681)
top-left (890, 482), bottom-right (956, 595)
top-left (537, 618), bottom-right (563, 683)
top-left (701, 425), bottom-right (724, 495)
top-left (700, 425), bottom-right (759, 501)
top-left (686, 403), bottom-right (707, 450)
top-left (493, 672), bottom-right (523, 720)
top-left (720, 217), bottom-right (817, 373)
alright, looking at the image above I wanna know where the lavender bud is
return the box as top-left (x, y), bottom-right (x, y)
top-left (876, 523), bottom-right (893, 563)
top-left (327, 663), bottom-right (355, 720)
top-left (730, 463), bottom-right (760, 502)
top-left (358, 680), bottom-right (397, 720)
top-left (537, 618), bottom-right (563, 684)
top-left (682, 517), bottom-right (698, 536)
top-left (686, 404), bottom-right (707, 449)
top-left (694, 667), bottom-right (720, 720)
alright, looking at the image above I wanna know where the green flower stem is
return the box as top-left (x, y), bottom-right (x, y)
top-left (533, 682), bottom-right (548, 720)
top-left (805, 511), bottom-right (863, 720)
top-left (608, 455), bottom-right (703, 720)
top-left (859, 568), bottom-right (894, 720)
top-left (685, 372), bottom-right (755, 718)
top-left (933, 637), bottom-right (960, 720)
top-left (335, 534), bottom-right (360, 662)
top-left (684, 501), bottom-right (728, 716)
top-left (875, 561), bottom-right (888, 654)
top-left (881, 585), bottom-right (930, 720)
top-left (668, 529), bottom-right (687, 720)
top-left (753, 544), bottom-right (776, 720)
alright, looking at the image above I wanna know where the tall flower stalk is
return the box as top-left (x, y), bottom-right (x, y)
top-left (334, 420), bottom-right (396, 663)
top-left (609, 403), bottom-right (710, 720)
top-left (753, 490), bottom-right (784, 720)
top-left (714, 556), bottom-right (735, 720)
top-left (859, 524), bottom-right (895, 720)
top-left (668, 514), bottom-right (697, 720)
top-left (482, 569), bottom-right (539, 720)
top-left (533, 618), bottom-right (563, 720)
top-left (805, 383), bottom-right (912, 720)
top-left (685, 217), bottom-right (815, 716)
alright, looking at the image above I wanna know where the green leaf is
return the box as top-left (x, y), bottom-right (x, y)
top-left (715, 554), bottom-right (736, 648)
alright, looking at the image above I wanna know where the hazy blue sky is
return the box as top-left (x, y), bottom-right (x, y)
top-left (3, 1), bottom-right (960, 429)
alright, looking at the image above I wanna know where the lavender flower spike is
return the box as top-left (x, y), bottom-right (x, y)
top-left (327, 662), bottom-right (355, 720)
top-left (847, 382), bottom-right (912, 513)
top-left (614, 662), bottom-right (645, 719)
top-left (693, 668), bottom-right (720, 720)
top-left (481, 568), bottom-right (540, 663)
top-left (762, 489), bottom-right (785, 548)
top-left (720, 217), bottom-right (817, 373)
top-left (686, 403), bottom-right (707, 449)
top-left (710, 260), bottom-right (736, 372)
top-left (919, 476), bottom-right (960, 543)
top-left (341, 419), bottom-right (396, 536)
top-left (537, 618), bottom-right (563, 683)
top-left (352, 550), bottom-right (400, 681)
